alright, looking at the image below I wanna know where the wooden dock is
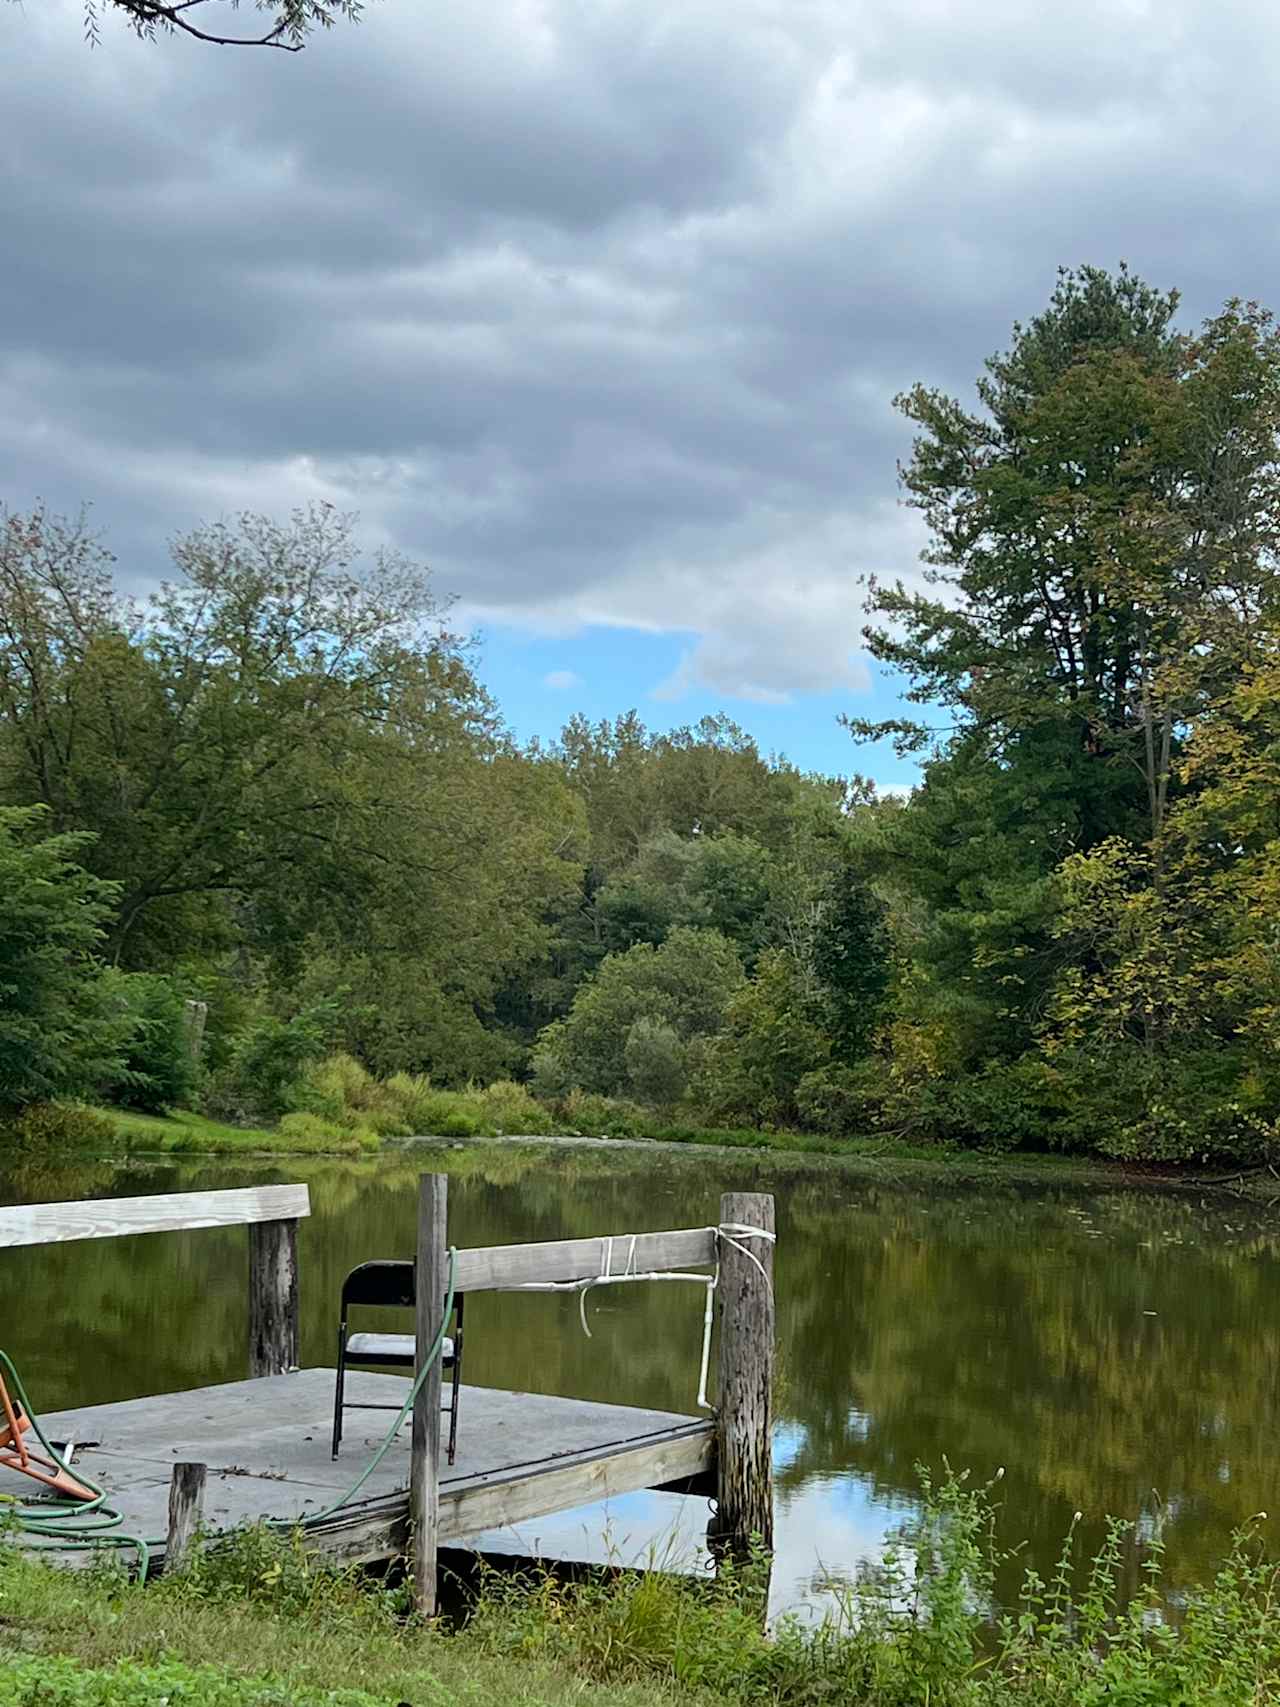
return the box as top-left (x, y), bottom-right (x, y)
top-left (0, 1172), bottom-right (774, 1611)
top-left (4, 1370), bottom-right (716, 1570)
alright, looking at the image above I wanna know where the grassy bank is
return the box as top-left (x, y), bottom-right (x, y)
top-left (94, 1100), bottom-right (927, 1161)
top-left (0, 1539), bottom-right (676, 1707)
top-left (93, 1104), bottom-right (373, 1157)
top-left (25, 1098), bottom-right (1239, 1197)
top-left (83, 1097), bottom-right (1116, 1181)
top-left (5, 1473), bottom-right (1280, 1704)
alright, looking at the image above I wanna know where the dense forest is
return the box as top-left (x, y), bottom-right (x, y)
top-left (6, 265), bottom-right (1280, 1163)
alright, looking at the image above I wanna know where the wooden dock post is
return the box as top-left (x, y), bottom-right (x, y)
top-left (410, 1172), bottom-right (448, 1616)
top-left (714, 1190), bottom-right (775, 1560)
top-left (248, 1215), bottom-right (300, 1377)
top-left (165, 1460), bottom-right (206, 1571)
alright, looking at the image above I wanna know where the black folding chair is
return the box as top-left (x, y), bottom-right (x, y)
top-left (331, 1260), bottom-right (464, 1464)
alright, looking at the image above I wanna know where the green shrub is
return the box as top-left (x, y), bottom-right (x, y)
top-left (469, 1079), bottom-right (557, 1135)
top-left (888, 1045), bottom-right (1280, 1162)
top-left (0, 1101), bottom-right (117, 1155)
top-left (554, 1090), bottom-right (648, 1138)
top-left (100, 971), bottom-right (196, 1113)
top-left (1060, 1047), bottom-right (1278, 1164)
top-left (276, 1111), bottom-right (347, 1143)
top-left (277, 1057), bottom-right (563, 1140)
top-left (383, 1070), bottom-right (437, 1130)
top-left (795, 1059), bottom-right (889, 1137)
top-left (206, 997), bottom-right (342, 1122)
top-left (892, 1056), bottom-right (1075, 1152)
top-left (434, 1106), bottom-right (481, 1138)
top-left (283, 1052), bottom-right (416, 1136)
top-left (274, 1112), bottom-right (379, 1152)
top-left (282, 1051), bottom-right (367, 1123)
top-left (387, 1086), bottom-right (473, 1137)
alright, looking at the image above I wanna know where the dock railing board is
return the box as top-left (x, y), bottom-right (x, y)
top-left (0, 1184), bottom-right (310, 1379)
top-left (452, 1226), bottom-right (718, 1291)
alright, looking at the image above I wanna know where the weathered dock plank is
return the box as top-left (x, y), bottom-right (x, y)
top-left (1, 1371), bottom-right (715, 1570)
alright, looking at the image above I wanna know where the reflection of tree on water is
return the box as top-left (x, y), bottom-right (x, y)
top-left (4, 1148), bottom-right (1279, 1614)
top-left (775, 1178), bottom-right (1280, 1607)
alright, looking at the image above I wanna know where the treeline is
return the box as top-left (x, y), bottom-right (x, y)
top-left (7, 265), bottom-right (1280, 1162)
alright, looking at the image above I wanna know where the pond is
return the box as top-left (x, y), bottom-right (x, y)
top-left (4, 1141), bottom-right (1279, 1619)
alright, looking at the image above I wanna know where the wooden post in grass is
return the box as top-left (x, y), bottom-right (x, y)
top-left (165, 1460), bottom-right (206, 1571)
top-left (714, 1190), bottom-right (775, 1561)
top-left (411, 1172), bottom-right (448, 1615)
top-left (248, 1215), bottom-right (300, 1377)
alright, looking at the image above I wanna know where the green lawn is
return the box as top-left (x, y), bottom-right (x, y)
top-left (89, 1105), bottom-right (372, 1157)
top-left (0, 1545), bottom-right (678, 1707)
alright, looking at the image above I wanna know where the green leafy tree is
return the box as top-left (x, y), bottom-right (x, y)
top-left (623, 1017), bottom-right (687, 1107)
top-left (0, 806), bottom-right (126, 1112)
top-left (0, 504), bottom-right (585, 1084)
top-left (206, 994), bottom-right (344, 1121)
top-left (812, 864), bottom-right (892, 1060)
top-left (592, 828), bottom-right (778, 965)
top-left (697, 949), bottom-right (830, 1127)
top-left (689, 831), bottom-right (778, 965)
top-left (0, 503), bottom-right (469, 964)
top-left (1038, 630), bottom-right (1280, 1158)
top-left (860, 267), bottom-right (1280, 807)
top-left (856, 267), bottom-right (1280, 1095)
top-left (594, 832), bottom-right (702, 953)
top-left (536, 926), bottom-right (743, 1097)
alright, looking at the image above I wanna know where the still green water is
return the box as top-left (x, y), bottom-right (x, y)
top-left (3, 1143), bottom-right (1279, 1617)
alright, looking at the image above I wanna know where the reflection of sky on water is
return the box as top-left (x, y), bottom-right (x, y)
top-left (461, 1422), bottom-right (909, 1622)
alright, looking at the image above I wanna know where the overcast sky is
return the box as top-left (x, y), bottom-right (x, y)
top-left (2, 0), bottom-right (1275, 780)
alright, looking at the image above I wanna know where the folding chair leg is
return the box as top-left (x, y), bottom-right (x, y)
top-left (331, 1333), bottom-right (346, 1460)
top-left (447, 1314), bottom-right (462, 1466)
top-left (447, 1373), bottom-right (460, 1466)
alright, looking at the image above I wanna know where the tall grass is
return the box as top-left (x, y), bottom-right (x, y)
top-left (7, 1473), bottom-right (1280, 1703)
top-left (279, 1054), bottom-right (563, 1143)
top-left (468, 1468), bottom-right (1280, 1704)
top-left (276, 1052), bottom-right (885, 1152)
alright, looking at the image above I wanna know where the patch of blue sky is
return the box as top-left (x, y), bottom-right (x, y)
top-left (476, 621), bottom-right (923, 793)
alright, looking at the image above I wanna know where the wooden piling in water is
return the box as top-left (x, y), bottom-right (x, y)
top-left (714, 1190), bottom-right (775, 1559)
top-left (248, 1215), bottom-right (300, 1377)
top-left (165, 1460), bottom-right (206, 1570)
top-left (411, 1173), bottom-right (448, 1616)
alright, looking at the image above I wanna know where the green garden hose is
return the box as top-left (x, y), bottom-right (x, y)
top-left (0, 1246), bottom-right (457, 1580)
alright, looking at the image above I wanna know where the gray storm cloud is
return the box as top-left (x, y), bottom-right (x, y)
top-left (1, 0), bottom-right (1276, 701)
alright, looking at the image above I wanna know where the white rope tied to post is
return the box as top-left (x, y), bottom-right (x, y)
top-left (510, 1221), bottom-right (776, 1413)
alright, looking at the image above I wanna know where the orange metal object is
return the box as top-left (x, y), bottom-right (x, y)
top-left (0, 1369), bottom-right (95, 1502)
